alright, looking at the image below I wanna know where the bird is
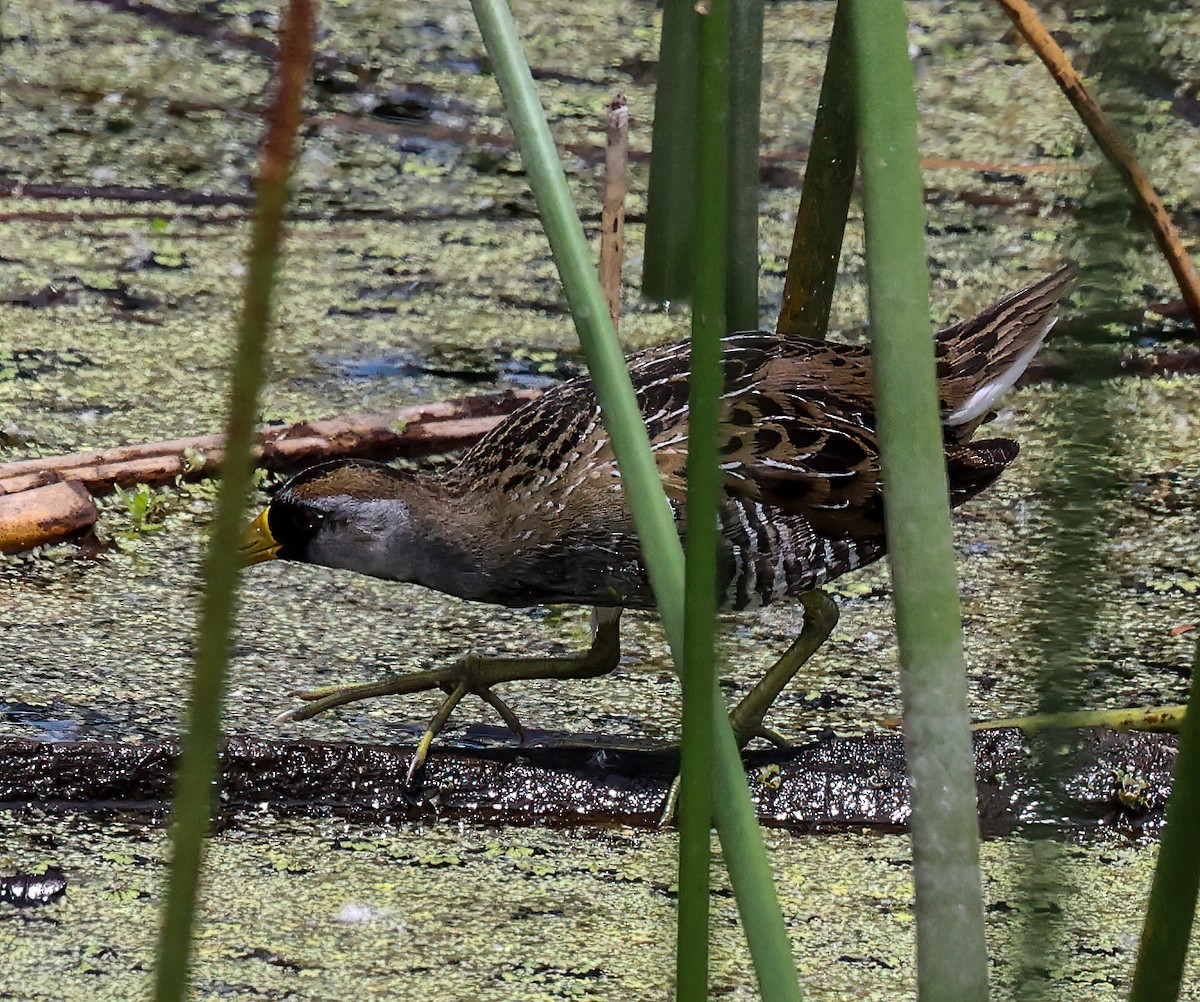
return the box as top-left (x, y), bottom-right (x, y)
top-left (241, 268), bottom-right (1071, 778)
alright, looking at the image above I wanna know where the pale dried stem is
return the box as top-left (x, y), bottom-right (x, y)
top-left (599, 94), bottom-right (630, 332)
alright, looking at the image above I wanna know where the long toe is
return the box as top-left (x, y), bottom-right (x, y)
top-left (405, 680), bottom-right (471, 785)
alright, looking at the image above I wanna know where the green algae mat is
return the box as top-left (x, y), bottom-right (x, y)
top-left (6, 812), bottom-right (1200, 1001)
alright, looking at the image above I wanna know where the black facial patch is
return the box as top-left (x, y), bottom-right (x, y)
top-left (267, 497), bottom-right (327, 561)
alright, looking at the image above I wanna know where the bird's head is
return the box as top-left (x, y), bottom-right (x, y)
top-left (241, 459), bottom-right (421, 579)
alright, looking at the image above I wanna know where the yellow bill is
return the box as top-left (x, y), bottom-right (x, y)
top-left (240, 508), bottom-right (280, 565)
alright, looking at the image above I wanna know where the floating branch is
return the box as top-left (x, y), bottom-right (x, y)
top-left (0, 391), bottom-right (537, 499)
top-left (0, 482), bottom-right (98, 553)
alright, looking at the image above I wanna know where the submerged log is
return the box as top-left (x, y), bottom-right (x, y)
top-left (0, 728), bottom-right (1175, 835)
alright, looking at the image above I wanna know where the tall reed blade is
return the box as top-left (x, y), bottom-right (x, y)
top-left (468, 2), bottom-right (801, 998)
top-left (677, 0), bottom-right (730, 992)
top-left (470, 0), bottom-right (683, 616)
top-left (724, 0), bottom-right (763, 331)
top-left (776, 0), bottom-right (856, 340)
top-left (1128, 626), bottom-right (1200, 998)
top-left (152, 3), bottom-right (315, 1000)
top-left (643, 0), bottom-right (701, 303)
top-left (848, 0), bottom-right (988, 998)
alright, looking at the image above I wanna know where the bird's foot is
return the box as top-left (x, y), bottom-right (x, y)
top-left (655, 718), bottom-right (790, 828)
top-left (657, 591), bottom-right (839, 822)
top-left (276, 656), bottom-right (531, 782)
top-left (730, 721), bottom-right (791, 749)
top-left (276, 607), bottom-right (623, 784)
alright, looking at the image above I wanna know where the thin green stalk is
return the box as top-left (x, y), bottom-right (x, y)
top-left (470, 0), bottom-right (683, 623)
top-left (725, 0), bottom-right (763, 331)
top-left (975, 704), bottom-right (1186, 734)
top-left (677, 0), bottom-right (729, 994)
top-left (642, 0), bottom-right (700, 303)
top-left (468, 3), bottom-right (800, 999)
top-left (848, 1), bottom-right (988, 1000)
top-left (1130, 635), bottom-right (1200, 1001)
top-left (776, 1), bottom-right (856, 340)
top-left (152, 3), bottom-right (315, 1000)
top-left (710, 714), bottom-right (802, 1001)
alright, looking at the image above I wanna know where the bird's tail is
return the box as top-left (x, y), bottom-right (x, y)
top-left (935, 266), bottom-right (1074, 437)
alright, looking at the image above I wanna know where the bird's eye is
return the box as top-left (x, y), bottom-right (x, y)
top-left (297, 510), bottom-right (325, 535)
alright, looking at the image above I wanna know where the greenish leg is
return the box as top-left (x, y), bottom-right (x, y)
top-left (660, 590), bottom-right (839, 823)
top-left (277, 607), bottom-right (624, 781)
top-left (728, 589), bottom-right (839, 748)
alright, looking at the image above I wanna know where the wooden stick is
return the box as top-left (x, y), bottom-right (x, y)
top-left (0, 471), bottom-right (61, 495)
top-left (0, 481), bottom-right (98, 552)
top-left (599, 94), bottom-right (629, 331)
top-left (0, 391), bottom-right (537, 497)
top-left (996, 0), bottom-right (1200, 329)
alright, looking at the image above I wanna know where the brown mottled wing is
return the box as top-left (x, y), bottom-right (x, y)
top-left (713, 335), bottom-right (1022, 539)
top-left (456, 321), bottom-right (1022, 546)
top-left (455, 374), bottom-right (607, 488)
top-left (714, 341), bottom-right (888, 538)
top-left (637, 335), bottom-right (781, 503)
top-left (453, 337), bottom-right (702, 523)
top-left (492, 332), bottom-right (890, 539)
top-left (460, 334), bottom-right (805, 517)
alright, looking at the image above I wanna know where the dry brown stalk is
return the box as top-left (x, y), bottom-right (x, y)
top-left (599, 94), bottom-right (630, 332)
top-left (996, 0), bottom-right (1200, 329)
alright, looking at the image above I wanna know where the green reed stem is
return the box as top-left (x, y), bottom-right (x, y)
top-left (725, 0), bottom-right (763, 331)
top-left (677, 1), bottom-right (730, 993)
top-left (1129, 635), bottom-right (1200, 1000)
top-left (642, 0), bottom-right (700, 303)
top-left (470, 0), bottom-right (683, 623)
top-left (849, 1), bottom-right (988, 999)
top-left (776, 0), bottom-right (856, 340)
top-left (152, 3), bottom-right (314, 1000)
top-left (469, 2), bottom-right (800, 999)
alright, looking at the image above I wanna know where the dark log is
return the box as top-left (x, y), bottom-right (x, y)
top-left (0, 729), bottom-right (1175, 835)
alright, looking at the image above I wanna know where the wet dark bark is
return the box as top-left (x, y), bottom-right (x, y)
top-left (0, 729), bottom-right (1176, 836)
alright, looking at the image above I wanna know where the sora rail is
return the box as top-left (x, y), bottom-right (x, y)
top-left (242, 269), bottom-right (1071, 776)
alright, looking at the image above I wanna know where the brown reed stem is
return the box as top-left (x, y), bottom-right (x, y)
top-left (995, 0), bottom-right (1200, 328)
